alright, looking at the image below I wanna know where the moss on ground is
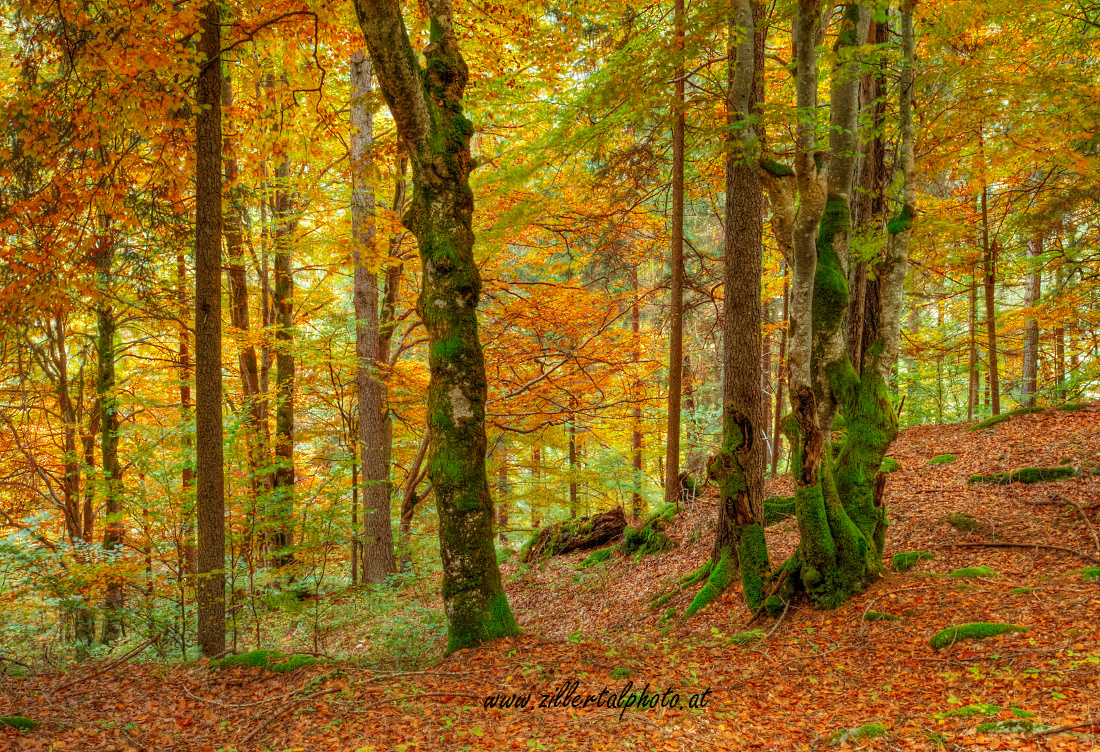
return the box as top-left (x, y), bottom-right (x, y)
top-left (945, 512), bottom-right (982, 532)
top-left (928, 622), bottom-right (1027, 649)
top-left (880, 457), bottom-right (900, 473)
top-left (929, 454), bottom-right (956, 465)
top-left (0, 717), bottom-right (37, 731)
top-left (209, 649), bottom-right (320, 673)
top-left (830, 723), bottom-right (888, 744)
top-left (975, 720), bottom-right (1050, 733)
top-left (970, 406), bottom-right (1044, 431)
top-left (892, 551), bottom-right (934, 573)
top-left (1081, 567), bottom-right (1100, 582)
top-left (949, 565), bottom-right (997, 578)
top-left (683, 547), bottom-right (736, 619)
top-left (763, 495), bottom-right (795, 526)
top-left (939, 704), bottom-right (1001, 718)
top-left (1010, 586), bottom-right (1037, 594)
top-left (1055, 402), bottom-right (1089, 412)
top-left (968, 466), bottom-right (1077, 484)
top-left (577, 546), bottom-right (614, 569)
top-left (863, 611), bottom-right (900, 622)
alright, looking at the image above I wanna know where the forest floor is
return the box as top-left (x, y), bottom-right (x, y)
top-left (3, 406), bottom-right (1100, 751)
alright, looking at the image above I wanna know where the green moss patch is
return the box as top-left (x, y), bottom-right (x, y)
top-left (0, 717), bottom-right (37, 731)
top-left (975, 720), bottom-right (1050, 734)
top-left (609, 667), bottom-right (632, 680)
top-left (945, 512), bottom-right (982, 532)
top-left (730, 629), bottom-right (766, 645)
top-left (863, 611), bottom-right (900, 622)
top-left (892, 551), bottom-right (934, 573)
top-left (949, 565), bottom-right (997, 578)
top-left (830, 723), bottom-right (888, 744)
top-left (928, 622), bottom-right (1027, 649)
top-left (760, 158), bottom-right (795, 177)
top-left (577, 546), bottom-right (614, 569)
top-left (968, 466), bottom-right (1077, 484)
top-left (209, 649), bottom-right (320, 673)
top-left (1010, 587), bottom-right (1037, 594)
top-left (929, 454), bottom-right (957, 465)
top-left (1081, 567), bottom-right (1100, 582)
top-left (763, 495), bottom-right (795, 527)
top-left (1054, 402), bottom-right (1089, 412)
top-left (879, 457), bottom-right (900, 473)
top-left (970, 406), bottom-right (1044, 431)
top-left (937, 703), bottom-right (1001, 718)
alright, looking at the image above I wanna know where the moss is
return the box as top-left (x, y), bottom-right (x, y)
top-left (1009, 587), bottom-right (1036, 594)
top-left (945, 512), bottom-right (982, 532)
top-left (887, 203), bottom-right (916, 235)
top-left (879, 457), bottom-right (900, 473)
top-left (0, 716), bottom-right (37, 731)
top-left (863, 611), bottom-right (900, 622)
top-left (1055, 402), bottom-right (1088, 412)
top-left (650, 560), bottom-right (713, 611)
top-left (210, 649), bottom-right (320, 673)
top-left (577, 546), bottom-right (614, 569)
top-left (949, 565), bottom-right (997, 578)
top-left (939, 704), bottom-right (1001, 718)
top-left (928, 622), bottom-right (1027, 649)
top-left (1081, 567), bottom-right (1100, 582)
top-left (892, 551), bottom-right (934, 573)
top-left (760, 158), bottom-right (795, 177)
top-left (929, 454), bottom-right (956, 465)
top-left (975, 720), bottom-right (1049, 734)
top-left (609, 667), bottom-right (632, 680)
top-left (737, 523), bottom-right (770, 611)
top-left (813, 196), bottom-right (851, 336)
top-left (622, 522), bottom-right (674, 558)
top-left (684, 546), bottom-right (736, 619)
top-left (763, 495), bottom-right (795, 527)
top-left (830, 723), bottom-right (888, 744)
top-left (970, 406), bottom-right (1043, 431)
top-left (968, 466), bottom-right (1076, 484)
top-left (764, 594), bottom-right (786, 616)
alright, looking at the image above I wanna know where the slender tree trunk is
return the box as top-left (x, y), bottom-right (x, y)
top-left (497, 441), bottom-right (509, 545)
top-left (1021, 235), bottom-right (1041, 407)
top-left (531, 447), bottom-right (542, 528)
top-left (272, 141), bottom-right (296, 566)
top-left (761, 300), bottom-right (772, 464)
top-left (177, 255), bottom-right (196, 575)
top-left (568, 408), bottom-right (578, 518)
top-left (631, 267), bottom-right (644, 520)
top-left (979, 154), bottom-right (1000, 415)
top-left (350, 458), bottom-right (359, 584)
top-left (968, 264), bottom-right (978, 419)
top-left (664, 0), bottom-right (686, 509)
top-left (397, 431), bottom-right (429, 571)
top-left (351, 50), bottom-right (397, 583)
top-left (771, 266), bottom-right (788, 475)
top-left (195, 1), bottom-right (225, 657)
top-left (355, 0), bottom-right (519, 652)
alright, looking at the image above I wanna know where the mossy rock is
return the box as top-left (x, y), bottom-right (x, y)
top-left (1081, 567), bottom-right (1100, 582)
top-left (949, 565), bottom-right (997, 578)
top-left (945, 512), bottom-right (982, 532)
top-left (830, 723), bottom-right (888, 744)
top-left (0, 716), bottom-right (37, 731)
top-left (863, 611), bottom-right (900, 622)
top-left (928, 622), bottom-right (1027, 649)
top-left (968, 466), bottom-right (1077, 485)
top-left (209, 649), bottom-right (320, 673)
top-left (893, 551), bottom-right (934, 573)
top-left (763, 495), bottom-right (795, 527)
top-left (970, 406), bottom-right (1044, 431)
top-left (577, 546), bottom-right (615, 570)
top-left (880, 457), bottom-right (901, 473)
top-left (929, 454), bottom-right (957, 465)
top-left (975, 720), bottom-right (1050, 734)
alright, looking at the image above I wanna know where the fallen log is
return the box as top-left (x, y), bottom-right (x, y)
top-left (519, 507), bottom-right (626, 562)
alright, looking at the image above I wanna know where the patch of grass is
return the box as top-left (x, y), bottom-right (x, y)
top-left (0, 716), bottom-right (37, 731)
top-left (929, 454), bottom-right (957, 465)
top-left (863, 611), bottom-right (900, 622)
top-left (975, 720), bottom-right (1050, 733)
top-left (968, 466), bottom-right (1077, 484)
top-left (209, 649), bottom-right (320, 673)
top-left (1010, 587), bottom-right (1036, 595)
top-left (945, 512), bottom-right (982, 532)
top-left (928, 622), bottom-right (1027, 649)
top-left (880, 457), bottom-right (900, 473)
top-left (970, 406), bottom-right (1043, 431)
top-left (892, 551), bottom-right (935, 573)
top-left (949, 565), bottom-right (997, 578)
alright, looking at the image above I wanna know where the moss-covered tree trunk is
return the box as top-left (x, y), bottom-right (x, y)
top-left (354, 0), bottom-right (519, 653)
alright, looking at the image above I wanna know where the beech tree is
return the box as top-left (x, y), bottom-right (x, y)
top-left (352, 0), bottom-right (520, 651)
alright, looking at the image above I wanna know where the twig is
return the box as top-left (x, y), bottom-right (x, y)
top-left (1058, 496), bottom-right (1100, 555)
top-left (764, 598), bottom-right (790, 640)
top-left (1034, 718), bottom-right (1100, 736)
top-left (238, 686), bottom-right (340, 745)
top-left (53, 633), bottom-right (162, 693)
top-left (0, 655), bottom-right (36, 673)
top-left (947, 541), bottom-right (1100, 566)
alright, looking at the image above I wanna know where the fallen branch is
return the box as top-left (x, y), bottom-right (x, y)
top-left (1055, 495), bottom-right (1100, 556)
top-left (239, 686), bottom-right (341, 745)
top-left (53, 632), bottom-right (162, 693)
top-left (385, 691), bottom-right (482, 703)
top-left (947, 542), bottom-right (1100, 566)
top-left (1034, 718), bottom-right (1100, 736)
top-left (764, 598), bottom-right (790, 640)
top-left (0, 654), bottom-right (36, 673)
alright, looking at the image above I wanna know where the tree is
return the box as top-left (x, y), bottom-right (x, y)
top-left (195, 1), bottom-right (225, 658)
top-left (353, 0), bottom-right (520, 652)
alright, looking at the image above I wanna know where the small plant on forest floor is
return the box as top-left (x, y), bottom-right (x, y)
top-left (929, 454), bottom-right (957, 464)
top-left (949, 565), bottom-right (997, 578)
top-left (945, 512), bottom-right (982, 532)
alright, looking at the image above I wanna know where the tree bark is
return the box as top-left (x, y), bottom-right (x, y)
top-left (351, 50), bottom-right (397, 583)
top-left (631, 267), bottom-right (644, 521)
top-left (979, 140), bottom-right (1000, 415)
top-left (1021, 235), bottom-right (1041, 406)
top-left (354, 0), bottom-right (519, 652)
top-left (968, 264), bottom-right (978, 419)
top-left (195, 1), bottom-right (225, 657)
top-left (664, 0), bottom-right (686, 508)
top-left (771, 266), bottom-right (788, 474)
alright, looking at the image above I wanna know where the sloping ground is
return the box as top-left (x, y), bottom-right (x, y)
top-left (2, 406), bottom-right (1099, 751)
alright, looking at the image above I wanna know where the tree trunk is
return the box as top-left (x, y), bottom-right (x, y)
top-left (568, 409), bottom-right (579, 519)
top-left (351, 50), bottom-right (397, 583)
top-left (497, 441), bottom-right (509, 545)
top-left (771, 266), bottom-right (788, 474)
top-left (195, 1), bottom-right (225, 657)
top-left (980, 153), bottom-right (1000, 415)
top-left (1021, 235), bottom-right (1041, 407)
top-left (685, 0), bottom-right (770, 619)
top-left (968, 264), bottom-right (979, 419)
top-left (355, 0), bottom-right (519, 652)
top-left (531, 446), bottom-right (542, 528)
top-left (271, 127), bottom-right (296, 566)
top-left (397, 431), bottom-right (429, 571)
top-left (664, 0), bottom-right (686, 509)
top-left (631, 267), bottom-right (644, 521)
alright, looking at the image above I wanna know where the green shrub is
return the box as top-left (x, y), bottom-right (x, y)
top-left (938, 703), bottom-right (1000, 718)
top-left (949, 566), bottom-right (997, 578)
top-left (929, 454), bottom-right (957, 465)
top-left (892, 551), bottom-right (934, 573)
top-left (928, 622), bottom-right (1027, 649)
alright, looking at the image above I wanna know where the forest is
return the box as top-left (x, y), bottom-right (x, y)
top-left (1, 0), bottom-right (1099, 749)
